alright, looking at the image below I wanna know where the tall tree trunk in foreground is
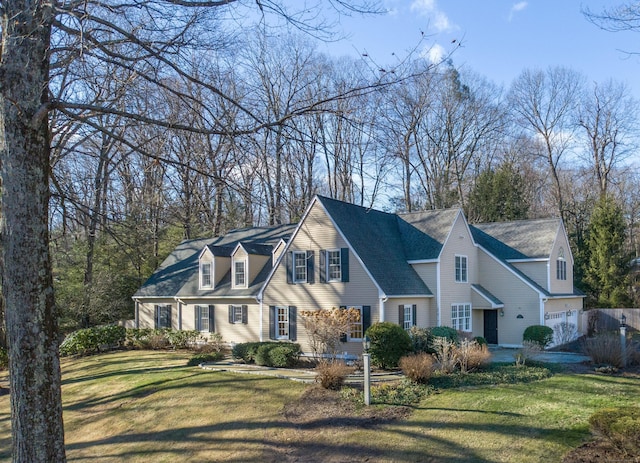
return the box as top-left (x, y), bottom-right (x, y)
top-left (0, 0), bottom-right (67, 461)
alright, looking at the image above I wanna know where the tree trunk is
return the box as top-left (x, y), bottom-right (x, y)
top-left (0, 0), bottom-right (67, 461)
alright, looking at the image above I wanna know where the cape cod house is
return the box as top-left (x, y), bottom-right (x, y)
top-left (133, 195), bottom-right (584, 353)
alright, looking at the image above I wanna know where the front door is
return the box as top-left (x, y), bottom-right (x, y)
top-left (484, 310), bottom-right (498, 344)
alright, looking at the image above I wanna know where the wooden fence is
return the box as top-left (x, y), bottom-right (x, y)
top-left (580, 308), bottom-right (639, 334)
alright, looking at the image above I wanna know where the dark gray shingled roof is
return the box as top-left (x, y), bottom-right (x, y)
top-left (470, 218), bottom-right (561, 259)
top-left (317, 196), bottom-right (433, 296)
top-left (134, 224), bottom-right (295, 298)
top-left (398, 209), bottom-right (460, 260)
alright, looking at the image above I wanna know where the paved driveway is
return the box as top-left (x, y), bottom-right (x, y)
top-left (489, 347), bottom-right (590, 364)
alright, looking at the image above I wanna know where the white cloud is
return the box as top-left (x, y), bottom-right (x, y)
top-left (410, 0), bottom-right (454, 32)
top-left (422, 43), bottom-right (446, 64)
top-left (508, 2), bottom-right (528, 21)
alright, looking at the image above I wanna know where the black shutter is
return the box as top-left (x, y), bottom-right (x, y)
top-left (341, 248), bottom-right (349, 282)
top-left (154, 305), bottom-right (159, 329)
top-left (286, 251), bottom-right (293, 284)
top-left (398, 305), bottom-right (404, 325)
top-left (339, 305), bottom-right (348, 342)
top-left (269, 306), bottom-right (276, 340)
top-left (195, 305), bottom-right (201, 331)
top-left (307, 250), bottom-right (315, 284)
top-left (362, 305), bottom-right (371, 333)
top-left (289, 306), bottom-right (297, 341)
top-left (209, 305), bottom-right (215, 332)
top-left (241, 305), bottom-right (248, 324)
top-left (228, 305), bottom-right (234, 324)
top-left (412, 304), bottom-right (417, 327)
top-left (319, 250), bottom-right (326, 283)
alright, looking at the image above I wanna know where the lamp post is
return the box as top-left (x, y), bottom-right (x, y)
top-left (362, 335), bottom-right (371, 406)
top-left (620, 313), bottom-right (627, 368)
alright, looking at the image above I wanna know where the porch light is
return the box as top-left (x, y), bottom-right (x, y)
top-left (499, 309), bottom-right (504, 317)
top-left (620, 313), bottom-right (627, 327)
top-left (362, 335), bottom-right (371, 353)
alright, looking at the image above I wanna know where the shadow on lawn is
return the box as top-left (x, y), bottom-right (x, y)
top-left (63, 405), bottom-right (576, 463)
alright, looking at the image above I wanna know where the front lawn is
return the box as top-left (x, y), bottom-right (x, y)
top-left (0, 350), bottom-right (637, 462)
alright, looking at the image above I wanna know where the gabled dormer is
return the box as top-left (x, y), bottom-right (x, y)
top-left (198, 244), bottom-right (233, 290)
top-left (231, 242), bottom-right (273, 290)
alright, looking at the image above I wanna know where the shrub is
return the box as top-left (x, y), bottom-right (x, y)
top-left (582, 334), bottom-right (623, 368)
top-left (408, 327), bottom-right (432, 353)
top-left (399, 352), bottom-right (434, 384)
top-left (366, 322), bottom-right (413, 369)
top-left (315, 360), bottom-right (354, 390)
top-left (523, 325), bottom-right (554, 348)
top-left (187, 352), bottom-right (225, 366)
top-left (60, 325), bottom-right (126, 356)
top-left (0, 347), bottom-right (7, 370)
top-left (250, 342), bottom-right (301, 367)
top-left (232, 342), bottom-right (257, 363)
top-left (125, 328), bottom-right (154, 348)
top-left (148, 331), bottom-right (171, 350)
top-left (194, 333), bottom-right (225, 355)
top-left (472, 336), bottom-right (487, 347)
top-left (589, 407), bottom-right (640, 456)
top-left (371, 378), bottom-right (431, 405)
top-left (165, 330), bottom-right (202, 349)
top-left (514, 340), bottom-right (542, 367)
top-left (457, 340), bottom-right (491, 373)
top-left (432, 336), bottom-right (458, 373)
top-left (429, 326), bottom-right (459, 344)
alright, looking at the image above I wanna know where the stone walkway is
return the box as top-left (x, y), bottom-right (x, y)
top-left (200, 348), bottom-right (591, 384)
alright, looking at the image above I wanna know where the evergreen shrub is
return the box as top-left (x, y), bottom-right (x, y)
top-left (366, 322), bottom-right (412, 369)
top-left (589, 407), bottom-right (640, 456)
top-left (522, 325), bottom-right (554, 348)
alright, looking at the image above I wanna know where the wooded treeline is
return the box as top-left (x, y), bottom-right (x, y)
top-left (46, 30), bottom-right (640, 332)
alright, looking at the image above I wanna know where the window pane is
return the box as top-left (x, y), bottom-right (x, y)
top-left (201, 263), bottom-right (211, 287)
top-left (200, 306), bottom-right (209, 331)
top-left (235, 261), bottom-right (245, 286)
top-left (328, 250), bottom-right (341, 280)
top-left (294, 252), bottom-right (307, 282)
top-left (233, 306), bottom-right (242, 323)
top-left (277, 306), bottom-right (289, 338)
top-left (349, 306), bottom-right (363, 339)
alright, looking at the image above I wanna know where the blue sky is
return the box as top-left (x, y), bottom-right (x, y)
top-left (319, 1), bottom-right (640, 97)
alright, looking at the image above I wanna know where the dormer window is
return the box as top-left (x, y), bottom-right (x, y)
top-left (233, 259), bottom-right (247, 288)
top-left (556, 247), bottom-right (567, 281)
top-left (200, 262), bottom-right (212, 289)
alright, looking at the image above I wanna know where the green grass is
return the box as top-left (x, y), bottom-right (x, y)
top-left (0, 351), bottom-right (638, 462)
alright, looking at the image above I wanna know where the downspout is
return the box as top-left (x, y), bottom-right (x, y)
top-left (134, 299), bottom-right (140, 329)
top-left (256, 293), bottom-right (264, 342)
top-left (175, 298), bottom-right (186, 330)
top-left (436, 261), bottom-right (442, 326)
top-left (379, 293), bottom-right (388, 322)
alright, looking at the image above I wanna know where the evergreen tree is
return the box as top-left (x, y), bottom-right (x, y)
top-left (466, 163), bottom-right (530, 223)
top-left (584, 195), bottom-right (632, 307)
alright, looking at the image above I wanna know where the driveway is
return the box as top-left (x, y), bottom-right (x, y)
top-left (489, 347), bottom-right (590, 364)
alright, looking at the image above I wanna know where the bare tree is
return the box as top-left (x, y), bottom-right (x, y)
top-left (578, 79), bottom-right (638, 197)
top-left (508, 66), bottom-right (584, 222)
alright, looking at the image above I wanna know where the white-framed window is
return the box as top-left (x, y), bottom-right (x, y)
top-left (155, 305), bottom-right (172, 329)
top-left (455, 255), bottom-right (468, 282)
top-left (276, 306), bottom-right (289, 339)
top-left (233, 259), bottom-right (246, 288)
top-left (327, 249), bottom-right (342, 281)
top-left (556, 247), bottom-right (567, 280)
top-left (229, 305), bottom-right (246, 324)
top-left (200, 262), bottom-right (212, 289)
top-left (195, 305), bottom-right (213, 332)
top-left (403, 305), bottom-right (413, 331)
top-left (451, 303), bottom-right (471, 332)
top-left (348, 305), bottom-right (363, 340)
top-left (293, 251), bottom-right (307, 283)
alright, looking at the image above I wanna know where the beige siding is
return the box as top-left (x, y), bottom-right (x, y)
top-left (182, 299), bottom-right (260, 343)
top-left (262, 201), bottom-right (380, 356)
top-left (214, 256), bottom-right (230, 287)
top-left (385, 297), bottom-right (434, 329)
top-left (548, 230), bottom-right (575, 294)
top-left (248, 254), bottom-right (269, 284)
top-left (476, 250), bottom-right (542, 346)
top-left (439, 213), bottom-right (476, 330)
top-left (511, 261), bottom-right (549, 290)
top-left (137, 300), bottom-right (177, 329)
